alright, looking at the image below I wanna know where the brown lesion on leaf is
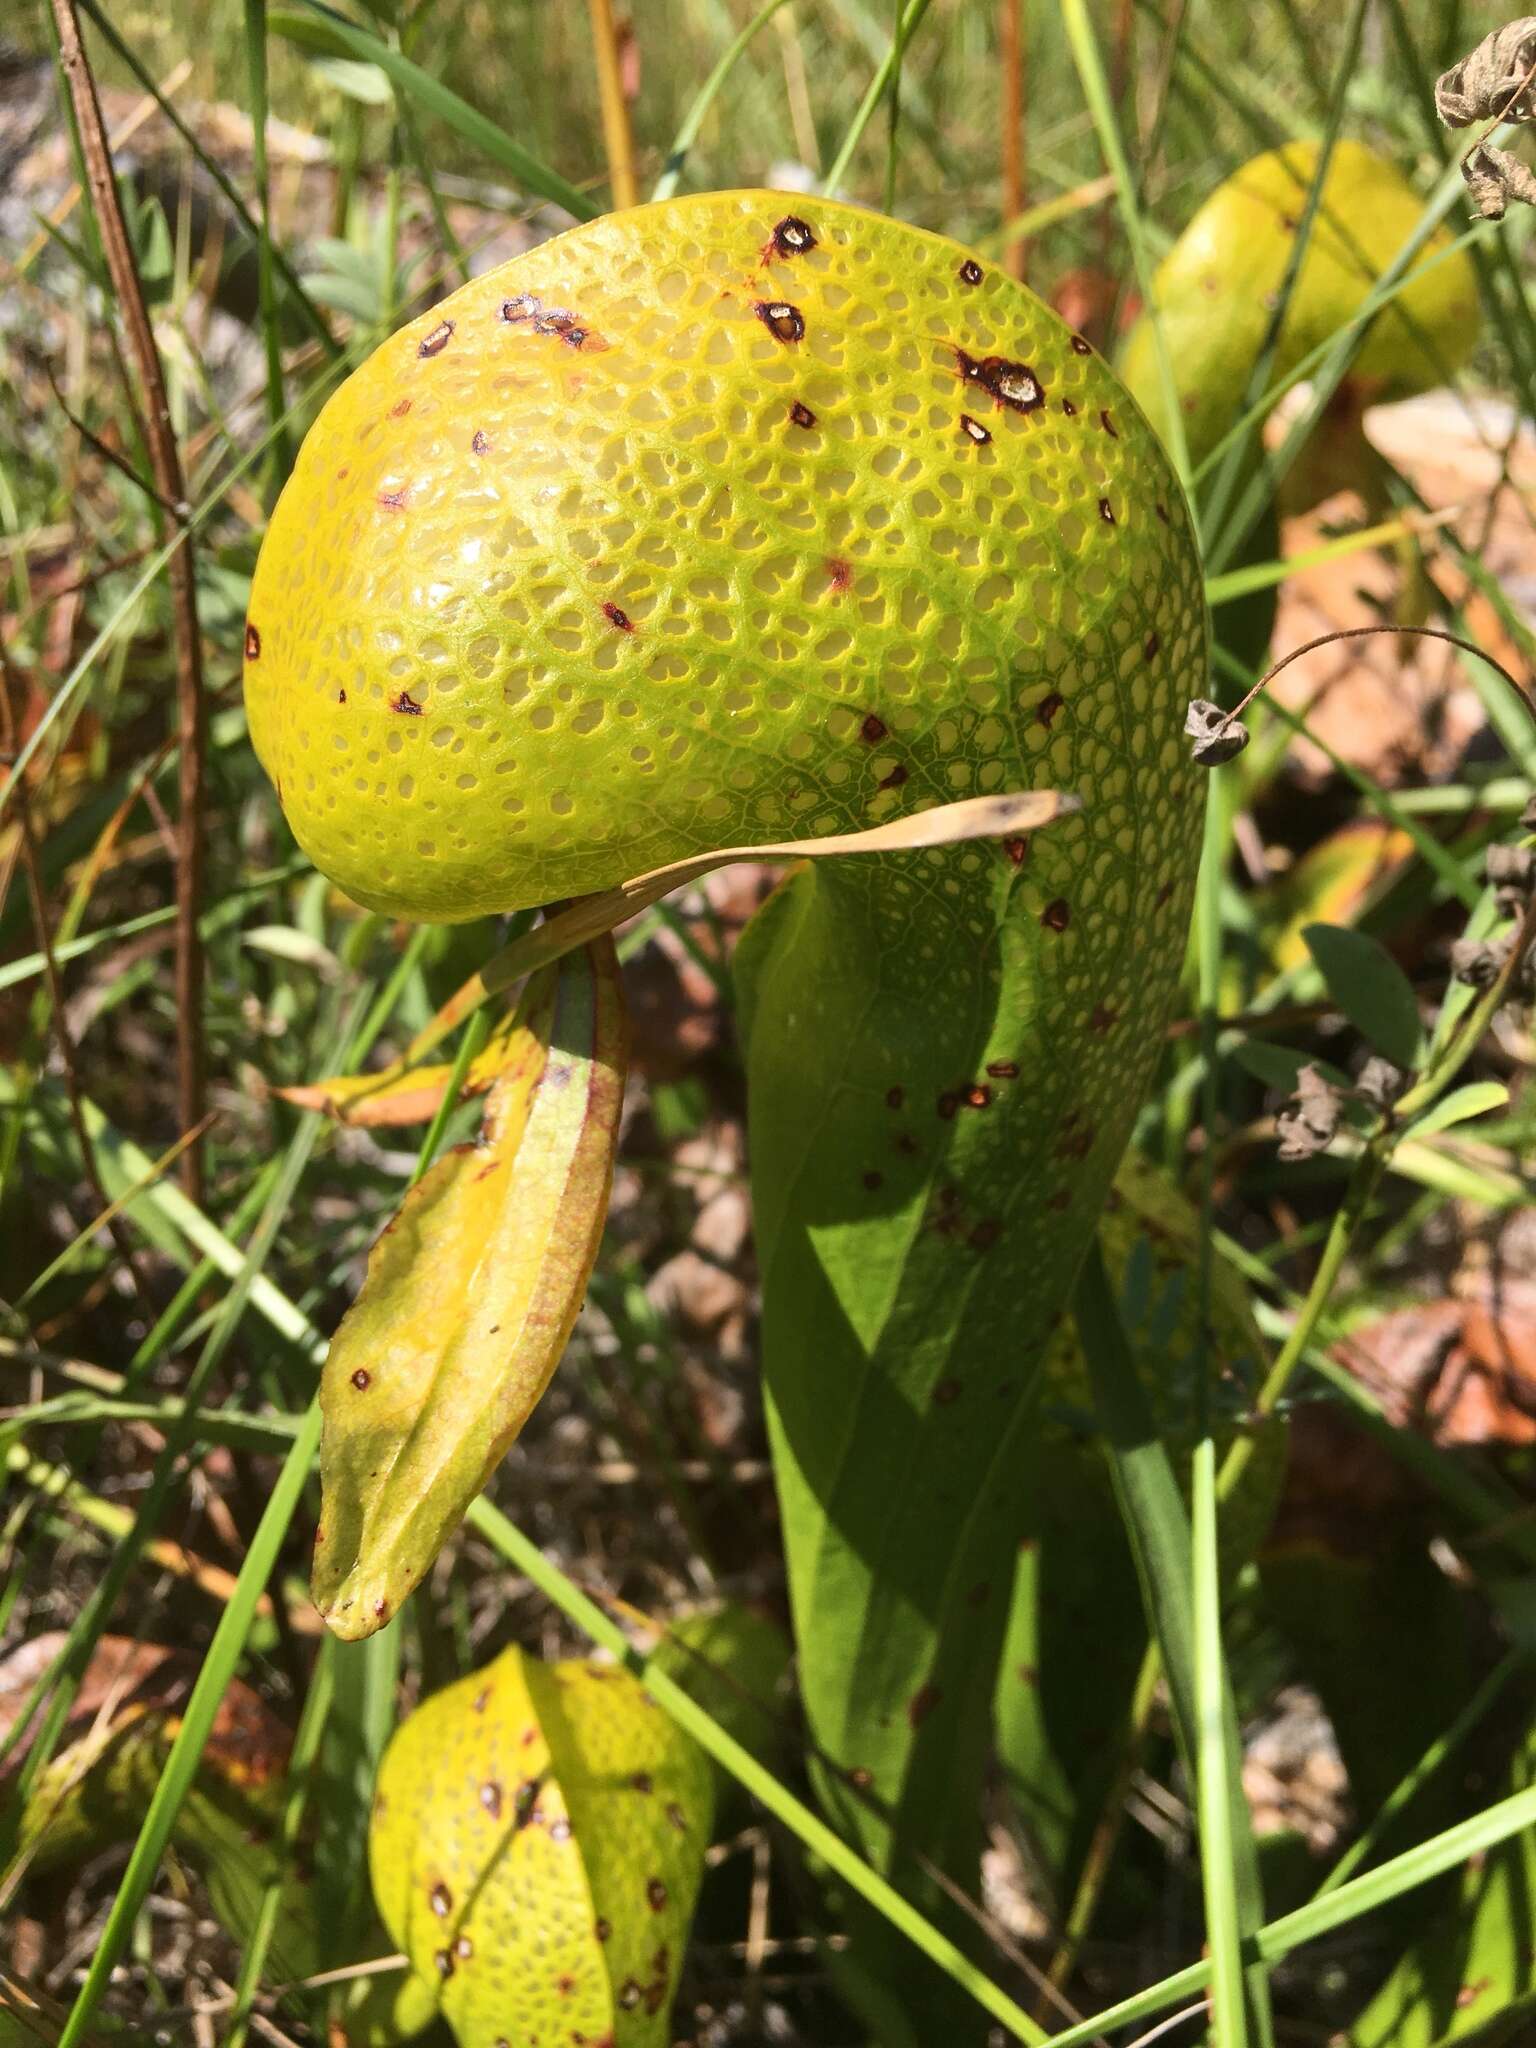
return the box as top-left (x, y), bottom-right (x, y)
top-left (788, 399), bottom-right (817, 429)
top-left (908, 1682), bottom-right (942, 1726)
top-left (418, 320), bottom-right (454, 358)
top-left (471, 429), bottom-right (490, 455)
top-left (337, 688), bottom-right (347, 704)
top-left (500, 294), bottom-right (608, 350)
top-left (480, 1780), bottom-right (503, 1818)
top-left (986, 1059), bottom-right (1020, 1079)
top-left (429, 1881), bottom-right (453, 1917)
top-left (666, 1801), bottom-right (688, 1832)
top-left (970, 1219), bottom-right (1002, 1252)
top-left (1055, 1119), bottom-right (1094, 1161)
top-left (964, 1084), bottom-right (991, 1109)
top-left (860, 712), bottom-right (888, 742)
top-left (602, 602), bottom-right (636, 632)
top-left (1036, 691), bottom-right (1064, 727)
top-left (434, 1949), bottom-right (454, 1980)
top-left (244, 623), bottom-right (261, 660)
top-left (878, 761), bottom-right (908, 790)
top-left (391, 690), bottom-right (423, 715)
top-left (1041, 898), bottom-right (1071, 931)
top-left (1061, 398), bottom-right (1078, 417)
top-left (1144, 631), bottom-right (1161, 659)
top-left (862, 1169), bottom-right (884, 1190)
top-left (646, 1877), bottom-right (669, 1910)
top-left (1002, 834), bottom-right (1029, 867)
top-left (631, 1771), bottom-right (653, 1793)
top-left (1099, 408), bottom-right (1118, 436)
top-left (350, 1368), bottom-right (371, 1390)
top-left (1098, 498), bottom-right (1116, 524)
top-left (825, 557), bottom-right (853, 595)
top-left (770, 215), bottom-right (817, 257)
top-left (390, 397), bottom-right (412, 418)
top-left (1070, 334), bottom-right (1093, 355)
top-left (754, 299), bottom-right (806, 344)
top-left (958, 258), bottom-right (984, 286)
top-left (932, 1379), bottom-right (961, 1405)
top-left (953, 348), bottom-right (1045, 413)
top-left (959, 413), bottom-right (991, 444)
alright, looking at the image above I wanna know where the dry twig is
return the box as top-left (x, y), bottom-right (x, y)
top-left (49, 0), bottom-right (209, 1203)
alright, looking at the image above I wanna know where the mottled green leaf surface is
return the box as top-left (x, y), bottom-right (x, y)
top-left (314, 940), bottom-right (628, 1638)
top-left (370, 1645), bottom-right (714, 2048)
top-left (738, 473), bottom-right (1206, 2017)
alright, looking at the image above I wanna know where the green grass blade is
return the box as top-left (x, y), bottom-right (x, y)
top-left (1207, 155), bottom-right (1495, 574)
top-left (1197, 0), bottom-right (1366, 547)
top-left (1192, 1437), bottom-right (1250, 2048)
top-left (653, 0), bottom-right (795, 202)
top-left (315, 1624), bottom-right (401, 1953)
top-left (271, 2), bottom-right (598, 221)
top-left (1316, 1646), bottom-right (1526, 1899)
top-left (1043, 1777), bottom-right (1536, 2047)
top-left (54, 1399), bottom-right (323, 2048)
top-left (242, 0), bottom-right (291, 476)
top-left (224, 1639), bottom-right (336, 2046)
top-left (75, 0), bottom-right (341, 356)
top-left (0, 1100), bottom-right (328, 1830)
top-left (1, 355), bottom-right (359, 806)
top-left (1059, 0), bottom-right (1190, 486)
top-left (1074, 1244), bottom-right (1273, 2042)
top-left (822, 0), bottom-right (934, 198)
